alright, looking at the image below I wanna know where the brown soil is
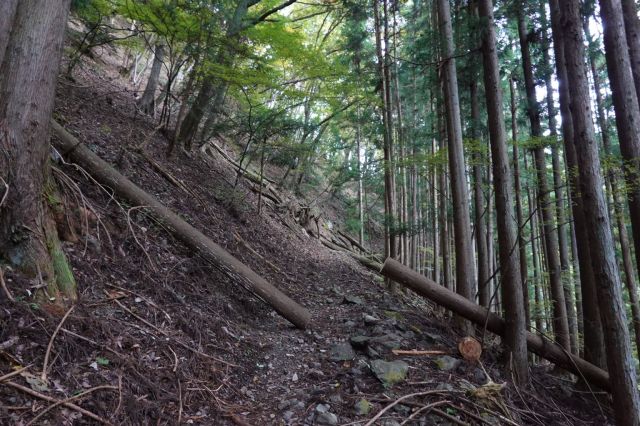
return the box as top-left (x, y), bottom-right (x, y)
top-left (0, 41), bottom-right (613, 425)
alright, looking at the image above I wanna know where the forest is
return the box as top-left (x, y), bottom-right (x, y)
top-left (1, 0), bottom-right (640, 424)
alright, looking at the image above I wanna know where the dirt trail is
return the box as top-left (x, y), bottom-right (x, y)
top-left (0, 49), bottom-right (612, 425)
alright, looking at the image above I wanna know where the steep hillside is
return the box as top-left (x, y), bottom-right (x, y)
top-left (0, 36), bottom-right (612, 426)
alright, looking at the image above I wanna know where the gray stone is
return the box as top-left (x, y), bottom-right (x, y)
top-left (371, 333), bottom-right (403, 349)
top-left (370, 359), bottom-right (409, 386)
top-left (283, 411), bottom-right (295, 422)
top-left (350, 335), bottom-right (371, 349)
top-left (354, 398), bottom-right (371, 416)
top-left (329, 343), bottom-right (356, 361)
top-left (434, 355), bottom-right (461, 371)
top-left (364, 315), bottom-right (381, 325)
top-left (316, 404), bottom-right (330, 413)
top-left (316, 412), bottom-right (338, 425)
top-left (343, 295), bottom-right (364, 305)
top-left (366, 346), bottom-right (380, 358)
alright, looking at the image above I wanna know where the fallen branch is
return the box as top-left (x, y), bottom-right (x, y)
top-left (380, 258), bottom-right (610, 391)
top-left (391, 349), bottom-right (448, 356)
top-left (41, 306), bottom-right (75, 382)
top-left (365, 390), bottom-right (448, 426)
top-left (0, 267), bottom-right (15, 302)
top-left (3, 380), bottom-right (113, 425)
top-left (52, 121), bottom-right (310, 329)
top-left (26, 384), bottom-right (117, 426)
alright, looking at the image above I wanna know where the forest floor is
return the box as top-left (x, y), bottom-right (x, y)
top-left (0, 42), bottom-right (613, 425)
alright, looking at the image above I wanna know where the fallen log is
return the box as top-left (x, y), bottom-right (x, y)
top-left (51, 121), bottom-right (311, 329)
top-left (320, 238), bottom-right (382, 273)
top-left (380, 258), bottom-right (610, 391)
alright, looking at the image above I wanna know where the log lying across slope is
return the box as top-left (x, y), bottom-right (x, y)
top-left (51, 121), bottom-right (311, 330)
top-left (381, 258), bottom-right (611, 391)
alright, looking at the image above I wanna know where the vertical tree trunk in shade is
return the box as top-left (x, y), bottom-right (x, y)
top-left (600, 0), bottom-right (640, 301)
top-left (539, 5), bottom-right (578, 353)
top-left (509, 76), bottom-right (530, 328)
top-left (516, 4), bottom-right (570, 351)
top-left (477, 0), bottom-right (528, 384)
top-left (431, 94), bottom-right (440, 283)
top-left (436, 0), bottom-right (475, 334)
top-left (584, 20), bottom-right (640, 354)
top-left (548, 0), bottom-right (605, 367)
top-left (622, 0), bottom-right (640, 106)
top-left (356, 112), bottom-right (365, 247)
top-left (559, 0), bottom-right (640, 422)
top-left (374, 0), bottom-right (397, 292)
top-left (470, 78), bottom-right (489, 308)
top-left (525, 155), bottom-right (544, 333)
top-left (437, 90), bottom-right (451, 292)
top-left (137, 43), bottom-right (164, 116)
top-left (0, 0), bottom-right (77, 302)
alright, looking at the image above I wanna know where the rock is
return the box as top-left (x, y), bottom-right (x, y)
top-left (434, 355), bottom-right (461, 371)
top-left (380, 420), bottom-right (401, 426)
top-left (371, 333), bottom-right (403, 349)
top-left (283, 411), bottom-right (295, 422)
top-left (354, 398), bottom-right (372, 416)
top-left (393, 404), bottom-right (411, 416)
top-left (329, 343), bottom-right (356, 361)
top-left (366, 346), bottom-right (380, 358)
top-left (343, 295), bottom-right (364, 305)
top-left (383, 310), bottom-right (403, 321)
top-left (364, 315), bottom-right (381, 325)
top-left (316, 412), bottom-right (338, 425)
top-left (436, 382), bottom-right (455, 392)
top-left (370, 359), bottom-right (409, 386)
top-left (350, 335), bottom-right (371, 349)
top-left (344, 320), bottom-right (357, 328)
top-left (316, 404), bottom-right (330, 413)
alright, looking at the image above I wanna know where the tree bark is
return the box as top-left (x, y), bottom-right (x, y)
top-left (516, 4), bottom-right (570, 351)
top-left (0, 0), bottom-right (77, 302)
top-left (437, 0), bottom-right (475, 334)
top-left (509, 76), bottom-right (530, 329)
top-left (137, 43), bottom-right (164, 116)
top-left (52, 122), bottom-right (311, 330)
top-left (558, 0), bottom-right (640, 422)
top-left (600, 0), bottom-right (640, 312)
top-left (380, 258), bottom-right (610, 391)
top-left (477, 0), bottom-right (528, 384)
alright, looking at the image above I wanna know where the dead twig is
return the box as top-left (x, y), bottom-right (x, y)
top-left (3, 380), bottom-right (113, 425)
top-left (0, 267), bottom-right (15, 302)
top-left (0, 176), bottom-right (8, 208)
top-left (26, 384), bottom-right (117, 426)
top-left (400, 400), bottom-right (449, 425)
top-left (111, 375), bottom-right (123, 420)
top-left (126, 206), bottom-right (157, 271)
top-left (430, 408), bottom-right (471, 426)
top-left (0, 366), bottom-right (30, 383)
top-left (177, 379), bottom-right (183, 424)
top-left (364, 390), bottom-right (447, 426)
top-left (41, 305), bottom-right (75, 382)
top-left (391, 349), bottom-right (448, 356)
top-left (109, 293), bottom-right (237, 367)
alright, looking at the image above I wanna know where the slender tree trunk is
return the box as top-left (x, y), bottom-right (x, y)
top-left (374, 0), bottom-right (397, 292)
top-left (470, 78), bottom-right (489, 308)
top-left (517, 4), bottom-right (570, 351)
top-left (584, 19), bottom-right (640, 355)
top-left (437, 0), bottom-right (475, 333)
top-left (478, 0), bottom-right (528, 384)
top-left (509, 76), bottom-right (530, 328)
top-left (559, 0), bottom-right (640, 421)
top-left (137, 43), bottom-right (164, 116)
top-left (0, 0), bottom-right (77, 302)
top-left (548, 0), bottom-right (605, 367)
top-left (600, 0), bottom-right (640, 305)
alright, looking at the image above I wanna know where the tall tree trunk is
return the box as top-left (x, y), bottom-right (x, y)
top-left (548, 0), bottom-right (605, 368)
top-left (558, 0), bottom-right (640, 421)
top-left (478, 0), bottom-right (528, 384)
top-left (137, 43), bottom-right (164, 116)
top-left (0, 0), bottom-right (77, 302)
top-left (470, 78), bottom-right (489, 308)
top-left (509, 76), bottom-right (530, 328)
top-left (584, 18), bottom-right (640, 356)
top-left (374, 0), bottom-right (397, 292)
top-left (437, 0), bottom-right (475, 333)
top-left (540, 6), bottom-right (578, 353)
top-left (516, 4), bottom-right (570, 351)
top-left (600, 0), bottom-right (640, 305)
